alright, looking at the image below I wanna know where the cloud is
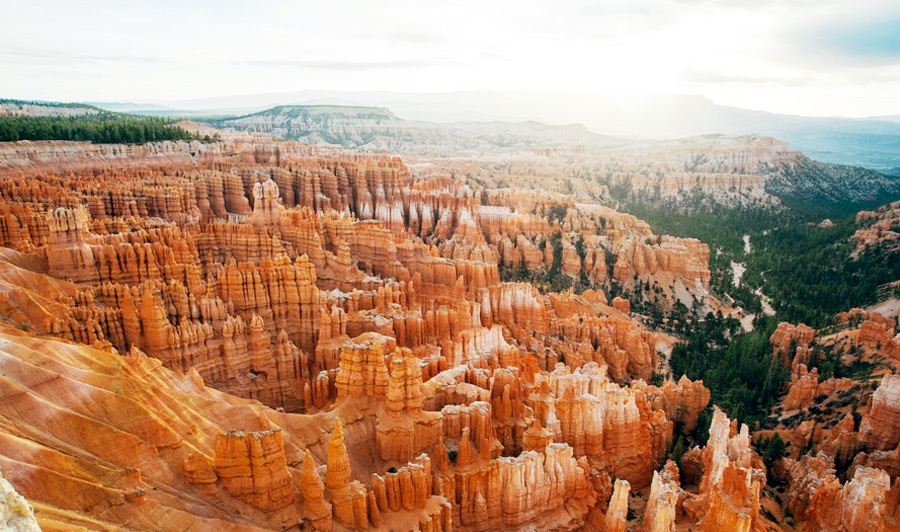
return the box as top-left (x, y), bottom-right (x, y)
top-left (0, 49), bottom-right (174, 64)
top-left (232, 58), bottom-right (465, 70)
top-left (681, 69), bottom-right (814, 87)
top-left (2, 0), bottom-right (900, 116)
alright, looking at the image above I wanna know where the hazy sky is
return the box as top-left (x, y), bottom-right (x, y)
top-left (3, 0), bottom-right (900, 117)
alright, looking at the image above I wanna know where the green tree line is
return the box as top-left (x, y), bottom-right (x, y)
top-left (0, 114), bottom-right (195, 144)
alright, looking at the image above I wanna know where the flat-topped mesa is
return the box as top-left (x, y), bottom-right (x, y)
top-left (213, 428), bottom-right (297, 512)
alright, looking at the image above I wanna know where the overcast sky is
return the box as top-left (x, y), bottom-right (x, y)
top-left (3, 0), bottom-right (900, 117)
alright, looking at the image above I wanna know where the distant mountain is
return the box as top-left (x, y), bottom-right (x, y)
top-left (760, 147), bottom-right (900, 214)
top-left (136, 90), bottom-right (900, 172)
top-left (446, 120), bottom-right (624, 148)
top-left (866, 115), bottom-right (900, 123)
top-left (210, 105), bottom-right (625, 152)
top-left (0, 99), bottom-right (102, 117)
top-left (89, 101), bottom-right (259, 118)
top-left (86, 102), bottom-right (174, 112)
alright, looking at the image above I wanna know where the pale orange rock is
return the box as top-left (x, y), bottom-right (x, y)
top-left (0, 138), bottom-right (741, 532)
top-left (612, 236), bottom-right (711, 292)
top-left (641, 375), bottom-right (711, 433)
top-left (325, 419), bottom-right (351, 493)
top-left (549, 363), bottom-right (673, 488)
top-left (770, 321), bottom-right (815, 363)
top-left (334, 332), bottom-right (392, 400)
top-left (214, 428), bottom-right (297, 511)
top-left (787, 453), bottom-right (897, 532)
top-left (45, 205), bottom-right (97, 282)
top-left (819, 414), bottom-right (861, 469)
top-left (611, 296), bottom-right (630, 314)
top-left (641, 461), bottom-right (680, 532)
top-left (605, 479), bottom-right (630, 532)
top-left (377, 347), bottom-right (443, 463)
top-left (684, 408), bottom-right (764, 532)
top-left (386, 347), bottom-right (426, 416)
top-left (183, 453), bottom-right (217, 485)
top-left (859, 318), bottom-right (895, 349)
top-left (249, 178), bottom-right (283, 228)
top-left (451, 443), bottom-right (597, 531)
top-left (784, 364), bottom-right (820, 410)
top-left (325, 419), bottom-right (369, 529)
top-left (862, 374), bottom-right (900, 451)
top-left (300, 449), bottom-right (332, 531)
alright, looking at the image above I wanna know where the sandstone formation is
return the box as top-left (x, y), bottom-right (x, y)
top-left (684, 408), bottom-right (765, 532)
top-left (854, 200), bottom-right (900, 257)
top-left (770, 321), bottom-right (816, 364)
top-left (604, 479), bottom-right (630, 532)
top-left (861, 374), bottom-right (900, 451)
top-left (0, 137), bottom-right (723, 531)
top-left (641, 461), bottom-right (680, 532)
top-left (786, 453), bottom-right (900, 531)
top-left (300, 449), bottom-right (332, 531)
top-left (214, 429), bottom-right (296, 511)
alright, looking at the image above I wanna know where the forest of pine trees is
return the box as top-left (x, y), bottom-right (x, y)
top-left (0, 114), bottom-right (195, 143)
